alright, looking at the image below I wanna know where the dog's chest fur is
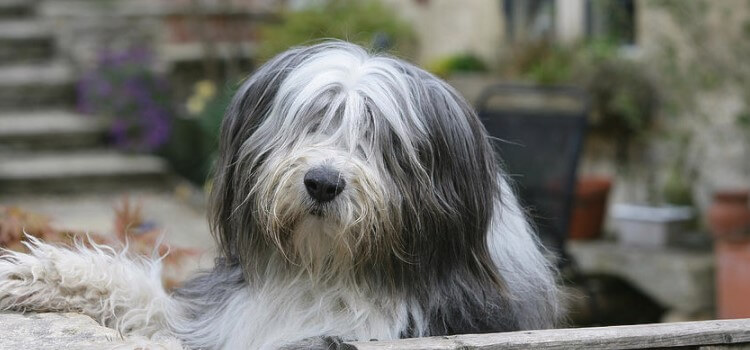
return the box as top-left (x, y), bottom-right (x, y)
top-left (172, 261), bottom-right (415, 350)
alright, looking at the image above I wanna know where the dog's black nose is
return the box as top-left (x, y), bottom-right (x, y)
top-left (304, 167), bottom-right (346, 202)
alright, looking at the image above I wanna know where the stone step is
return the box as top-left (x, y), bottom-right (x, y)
top-left (0, 62), bottom-right (74, 109)
top-left (0, 111), bottom-right (106, 150)
top-left (0, 21), bottom-right (54, 63)
top-left (0, 151), bottom-right (171, 193)
top-left (0, 0), bottom-right (34, 18)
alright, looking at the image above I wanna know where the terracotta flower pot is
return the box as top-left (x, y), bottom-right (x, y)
top-left (710, 189), bottom-right (750, 319)
top-left (708, 189), bottom-right (750, 242)
top-left (568, 176), bottom-right (612, 240)
top-left (716, 240), bottom-right (750, 318)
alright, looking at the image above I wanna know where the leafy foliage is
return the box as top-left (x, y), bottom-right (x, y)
top-left (586, 59), bottom-right (659, 137)
top-left (163, 81), bottom-right (235, 185)
top-left (258, 0), bottom-right (414, 61)
top-left (504, 41), bottom-right (658, 138)
top-left (427, 53), bottom-right (488, 78)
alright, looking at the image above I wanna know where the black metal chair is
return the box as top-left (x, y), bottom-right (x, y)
top-left (477, 84), bottom-right (589, 270)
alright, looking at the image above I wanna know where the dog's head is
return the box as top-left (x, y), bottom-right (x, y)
top-left (210, 42), bottom-right (501, 281)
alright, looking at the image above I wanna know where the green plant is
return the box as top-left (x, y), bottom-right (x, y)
top-left (427, 53), bottom-right (488, 78)
top-left (737, 108), bottom-right (750, 177)
top-left (586, 58), bottom-right (659, 137)
top-left (662, 133), bottom-right (696, 206)
top-left (517, 43), bottom-right (578, 85)
top-left (503, 40), bottom-right (618, 85)
top-left (162, 80), bottom-right (234, 185)
top-left (504, 42), bottom-right (657, 148)
top-left (737, 109), bottom-right (750, 130)
top-left (258, 0), bottom-right (414, 61)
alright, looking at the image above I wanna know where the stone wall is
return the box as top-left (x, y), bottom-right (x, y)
top-left (381, 0), bottom-right (505, 66)
top-left (37, 0), bottom-right (275, 71)
top-left (0, 312), bottom-right (183, 349)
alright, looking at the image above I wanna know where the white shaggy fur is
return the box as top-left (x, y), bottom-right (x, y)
top-left (0, 42), bottom-right (559, 350)
top-left (0, 237), bottom-right (178, 348)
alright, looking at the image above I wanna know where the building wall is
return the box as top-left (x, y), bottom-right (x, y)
top-left (582, 0), bottom-right (750, 210)
top-left (382, 0), bottom-right (505, 66)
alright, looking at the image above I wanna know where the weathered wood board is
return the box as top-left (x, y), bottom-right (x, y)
top-left (348, 318), bottom-right (750, 350)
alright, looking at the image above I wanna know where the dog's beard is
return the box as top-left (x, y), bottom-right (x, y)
top-left (248, 145), bottom-right (402, 277)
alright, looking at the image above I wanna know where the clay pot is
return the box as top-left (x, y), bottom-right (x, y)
top-left (716, 240), bottom-right (750, 318)
top-left (568, 176), bottom-right (612, 240)
top-left (708, 190), bottom-right (750, 242)
top-left (711, 189), bottom-right (750, 319)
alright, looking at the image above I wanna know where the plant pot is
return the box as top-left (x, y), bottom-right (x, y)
top-left (568, 176), bottom-right (612, 240)
top-left (708, 189), bottom-right (750, 242)
top-left (716, 239), bottom-right (750, 318)
top-left (710, 189), bottom-right (750, 319)
top-left (610, 204), bottom-right (694, 247)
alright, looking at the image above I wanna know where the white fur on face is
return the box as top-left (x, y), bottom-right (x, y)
top-left (235, 46), bottom-right (435, 274)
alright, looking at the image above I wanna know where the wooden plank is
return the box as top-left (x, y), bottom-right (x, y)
top-left (700, 346), bottom-right (750, 350)
top-left (347, 319), bottom-right (750, 350)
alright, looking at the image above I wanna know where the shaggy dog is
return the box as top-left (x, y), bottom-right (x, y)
top-left (0, 42), bottom-right (559, 349)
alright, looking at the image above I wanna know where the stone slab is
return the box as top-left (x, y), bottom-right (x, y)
top-left (568, 240), bottom-right (715, 313)
top-left (0, 62), bottom-right (73, 108)
top-left (0, 20), bottom-right (50, 39)
top-left (0, 62), bottom-right (70, 86)
top-left (0, 150), bottom-right (170, 193)
top-left (0, 111), bottom-right (106, 149)
top-left (0, 0), bottom-right (33, 18)
top-left (0, 312), bottom-right (186, 350)
top-left (0, 312), bottom-right (126, 350)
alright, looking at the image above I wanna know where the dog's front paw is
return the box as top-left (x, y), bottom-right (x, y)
top-left (279, 336), bottom-right (357, 350)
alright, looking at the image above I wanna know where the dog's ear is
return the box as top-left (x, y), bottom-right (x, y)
top-left (385, 70), bottom-right (520, 334)
top-left (209, 46), bottom-right (315, 258)
top-left (397, 72), bottom-right (500, 263)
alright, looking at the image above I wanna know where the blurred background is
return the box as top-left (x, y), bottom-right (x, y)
top-left (0, 0), bottom-right (749, 327)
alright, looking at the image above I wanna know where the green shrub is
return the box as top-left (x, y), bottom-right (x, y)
top-left (586, 58), bottom-right (659, 137)
top-left (162, 81), bottom-right (234, 185)
top-left (258, 0), bottom-right (414, 61)
top-left (427, 53), bottom-right (488, 78)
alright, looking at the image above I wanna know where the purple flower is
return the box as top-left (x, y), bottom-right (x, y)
top-left (79, 47), bottom-right (174, 152)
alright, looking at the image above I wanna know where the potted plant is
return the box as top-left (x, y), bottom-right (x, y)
top-left (502, 43), bottom-right (661, 241)
top-left (572, 58), bottom-right (660, 242)
top-left (585, 57), bottom-right (659, 163)
top-left (609, 132), bottom-right (701, 247)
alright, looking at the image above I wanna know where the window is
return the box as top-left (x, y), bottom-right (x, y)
top-left (503, 0), bottom-right (556, 42)
top-left (585, 0), bottom-right (636, 45)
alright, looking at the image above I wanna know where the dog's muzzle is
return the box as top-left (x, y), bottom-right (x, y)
top-left (304, 166), bottom-right (346, 203)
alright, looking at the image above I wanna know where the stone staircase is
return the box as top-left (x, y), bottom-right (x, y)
top-left (0, 0), bottom-right (170, 194)
top-left (0, 0), bottom-right (214, 281)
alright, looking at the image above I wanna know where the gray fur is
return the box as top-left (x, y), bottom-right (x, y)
top-left (177, 41), bottom-right (561, 348)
